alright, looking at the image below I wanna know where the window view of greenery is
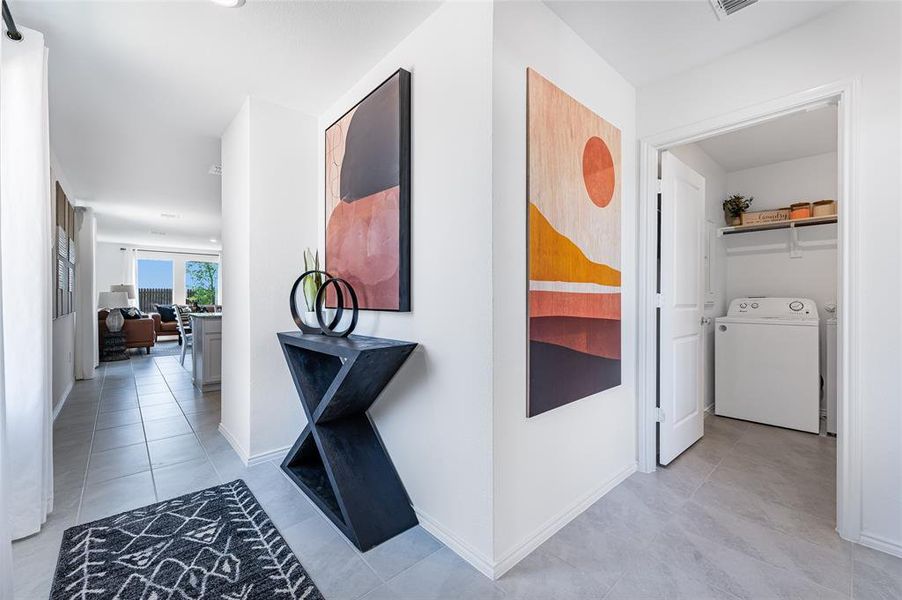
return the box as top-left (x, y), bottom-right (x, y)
top-left (186, 261), bottom-right (219, 306)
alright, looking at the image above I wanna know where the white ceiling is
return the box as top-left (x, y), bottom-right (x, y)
top-left (693, 104), bottom-right (837, 172)
top-left (16, 0), bottom-right (440, 250)
top-left (545, 0), bottom-right (846, 87)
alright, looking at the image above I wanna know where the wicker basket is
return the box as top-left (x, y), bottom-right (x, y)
top-left (812, 200), bottom-right (837, 217)
top-left (740, 209), bottom-right (790, 225)
top-left (790, 202), bottom-right (812, 220)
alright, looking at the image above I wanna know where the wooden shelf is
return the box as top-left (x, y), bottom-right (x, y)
top-left (718, 215), bottom-right (837, 237)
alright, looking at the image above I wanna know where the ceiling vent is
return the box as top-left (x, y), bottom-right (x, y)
top-left (709, 0), bottom-right (758, 19)
top-left (209, 164), bottom-right (222, 176)
top-left (160, 212), bottom-right (180, 219)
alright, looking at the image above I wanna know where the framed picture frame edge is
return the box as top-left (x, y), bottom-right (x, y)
top-left (323, 67), bottom-right (412, 313)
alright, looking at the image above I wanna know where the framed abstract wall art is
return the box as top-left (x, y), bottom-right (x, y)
top-left (325, 69), bottom-right (411, 312)
top-left (527, 68), bottom-right (622, 417)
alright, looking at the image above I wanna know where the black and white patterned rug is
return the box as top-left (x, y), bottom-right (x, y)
top-left (51, 479), bottom-right (324, 600)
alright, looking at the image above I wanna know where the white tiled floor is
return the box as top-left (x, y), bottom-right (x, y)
top-left (11, 346), bottom-right (902, 599)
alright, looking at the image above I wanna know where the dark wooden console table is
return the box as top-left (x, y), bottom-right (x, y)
top-left (277, 331), bottom-right (418, 551)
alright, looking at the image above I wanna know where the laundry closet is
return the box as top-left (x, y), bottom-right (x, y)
top-left (667, 104), bottom-right (839, 440)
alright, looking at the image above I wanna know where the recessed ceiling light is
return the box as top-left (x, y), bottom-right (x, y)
top-left (210, 0), bottom-right (245, 8)
top-left (209, 238), bottom-right (218, 243)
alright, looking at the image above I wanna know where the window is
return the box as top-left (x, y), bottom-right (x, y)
top-left (137, 259), bottom-right (173, 312)
top-left (185, 261), bottom-right (219, 306)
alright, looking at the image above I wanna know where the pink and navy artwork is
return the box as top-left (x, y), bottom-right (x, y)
top-left (325, 69), bottom-right (411, 312)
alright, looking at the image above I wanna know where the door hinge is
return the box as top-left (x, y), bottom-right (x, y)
top-left (656, 179), bottom-right (663, 194)
top-left (655, 293), bottom-right (663, 308)
top-left (655, 407), bottom-right (666, 422)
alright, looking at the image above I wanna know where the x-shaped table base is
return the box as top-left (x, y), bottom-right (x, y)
top-left (278, 332), bottom-right (418, 551)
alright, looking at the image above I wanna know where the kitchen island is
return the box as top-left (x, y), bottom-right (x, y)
top-left (190, 313), bottom-right (222, 391)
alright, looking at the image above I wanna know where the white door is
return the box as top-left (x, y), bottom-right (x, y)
top-left (658, 152), bottom-right (706, 465)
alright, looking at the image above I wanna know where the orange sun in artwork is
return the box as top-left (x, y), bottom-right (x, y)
top-left (582, 136), bottom-right (615, 208)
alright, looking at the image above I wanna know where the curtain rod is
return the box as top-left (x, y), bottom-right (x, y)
top-left (3, 0), bottom-right (22, 41)
top-left (120, 247), bottom-right (221, 259)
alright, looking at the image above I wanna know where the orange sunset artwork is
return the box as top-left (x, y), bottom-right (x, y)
top-left (527, 68), bottom-right (622, 417)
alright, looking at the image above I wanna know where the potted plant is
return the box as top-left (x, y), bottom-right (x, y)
top-left (723, 194), bottom-right (753, 226)
top-left (301, 249), bottom-right (334, 327)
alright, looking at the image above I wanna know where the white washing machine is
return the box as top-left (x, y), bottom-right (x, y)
top-left (715, 297), bottom-right (820, 433)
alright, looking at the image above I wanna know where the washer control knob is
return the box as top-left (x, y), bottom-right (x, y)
top-left (789, 301), bottom-right (804, 311)
top-left (751, 302), bottom-right (759, 309)
top-left (739, 303), bottom-right (748, 309)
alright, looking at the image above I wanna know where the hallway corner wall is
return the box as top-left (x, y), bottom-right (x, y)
top-left (221, 98), bottom-right (317, 462)
top-left (491, 0), bottom-right (639, 576)
top-left (315, 1), bottom-right (496, 573)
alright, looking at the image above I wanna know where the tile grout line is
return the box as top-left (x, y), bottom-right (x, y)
top-left (688, 418), bottom-right (852, 598)
top-left (388, 544), bottom-right (445, 585)
top-left (849, 544), bottom-right (855, 598)
top-left (133, 359), bottom-right (161, 503)
top-left (706, 423), bottom-right (839, 525)
top-left (158, 356), bottom-right (226, 484)
top-left (683, 418), bottom-right (752, 502)
top-left (684, 428), bottom-right (737, 501)
top-left (74, 365), bottom-right (107, 525)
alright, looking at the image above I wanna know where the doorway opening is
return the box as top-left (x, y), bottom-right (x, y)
top-left (637, 81), bottom-right (859, 542)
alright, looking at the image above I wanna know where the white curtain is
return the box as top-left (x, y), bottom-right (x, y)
top-left (122, 247), bottom-right (137, 288)
top-left (0, 27), bottom-right (54, 541)
top-left (0, 18), bottom-right (12, 599)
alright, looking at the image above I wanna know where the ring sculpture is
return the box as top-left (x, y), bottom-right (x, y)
top-left (315, 277), bottom-right (359, 337)
top-left (289, 270), bottom-right (359, 337)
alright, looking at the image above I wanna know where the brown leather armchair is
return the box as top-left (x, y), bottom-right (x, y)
top-left (98, 309), bottom-right (156, 354)
top-left (151, 312), bottom-right (180, 340)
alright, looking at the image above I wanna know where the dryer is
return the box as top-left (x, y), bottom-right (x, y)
top-left (715, 297), bottom-right (820, 433)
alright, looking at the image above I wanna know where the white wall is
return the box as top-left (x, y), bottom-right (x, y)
top-left (50, 153), bottom-right (76, 410)
top-left (316, 2), bottom-right (495, 569)
top-left (94, 241), bottom-right (123, 302)
top-left (724, 152), bottom-right (838, 349)
top-left (220, 97), bottom-right (316, 460)
top-left (220, 100), bottom-right (252, 456)
top-left (51, 315), bottom-right (74, 414)
top-left (669, 143), bottom-right (727, 411)
top-left (727, 152), bottom-right (837, 210)
top-left (74, 207), bottom-right (98, 379)
top-left (491, 1), bottom-right (637, 574)
top-left (638, 2), bottom-right (901, 554)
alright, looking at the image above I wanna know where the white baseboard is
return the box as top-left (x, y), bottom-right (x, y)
top-left (218, 423), bottom-right (250, 464)
top-left (858, 531), bottom-right (902, 559)
top-left (490, 462), bottom-right (637, 579)
top-left (52, 379), bottom-right (75, 421)
top-left (217, 423), bottom-right (289, 467)
top-left (414, 506), bottom-right (495, 579)
top-left (416, 463), bottom-right (638, 580)
top-left (247, 445), bottom-right (291, 467)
